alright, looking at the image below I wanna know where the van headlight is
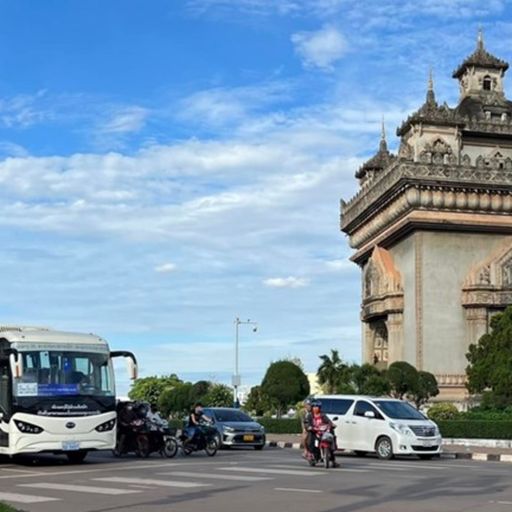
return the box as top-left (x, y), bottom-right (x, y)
top-left (14, 420), bottom-right (43, 434)
top-left (389, 422), bottom-right (413, 436)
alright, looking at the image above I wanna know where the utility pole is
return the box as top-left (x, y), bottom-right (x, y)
top-left (232, 317), bottom-right (257, 407)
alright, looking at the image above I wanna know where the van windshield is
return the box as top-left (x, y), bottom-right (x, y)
top-left (373, 400), bottom-right (426, 420)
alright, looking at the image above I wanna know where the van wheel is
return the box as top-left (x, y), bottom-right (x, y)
top-left (375, 437), bottom-right (394, 460)
top-left (354, 450), bottom-right (367, 457)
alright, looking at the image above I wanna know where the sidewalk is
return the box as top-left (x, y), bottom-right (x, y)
top-left (266, 434), bottom-right (512, 462)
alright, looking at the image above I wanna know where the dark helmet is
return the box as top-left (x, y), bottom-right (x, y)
top-left (311, 400), bottom-right (322, 408)
top-left (303, 398), bottom-right (312, 406)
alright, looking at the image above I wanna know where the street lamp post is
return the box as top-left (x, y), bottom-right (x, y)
top-left (232, 317), bottom-right (257, 407)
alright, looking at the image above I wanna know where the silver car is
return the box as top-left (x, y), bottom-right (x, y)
top-left (203, 407), bottom-right (266, 450)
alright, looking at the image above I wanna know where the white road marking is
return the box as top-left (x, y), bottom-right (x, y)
top-left (271, 464), bottom-right (369, 473)
top-left (0, 461), bottom-right (180, 480)
top-left (0, 491), bottom-right (60, 503)
top-left (219, 466), bottom-right (325, 476)
top-left (275, 488), bottom-right (322, 494)
top-left (19, 482), bottom-right (141, 495)
top-left (95, 477), bottom-right (211, 488)
top-left (160, 471), bottom-right (272, 482)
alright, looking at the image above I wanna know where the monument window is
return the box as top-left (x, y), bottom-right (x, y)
top-left (483, 76), bottom-right (492, 91)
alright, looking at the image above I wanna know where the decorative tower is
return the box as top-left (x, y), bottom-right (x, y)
top-left (341, 33), bottom-right (512, 401)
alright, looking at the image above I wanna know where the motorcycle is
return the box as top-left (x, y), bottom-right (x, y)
top-left (180, 423), bottom-right (218, 457)
top-left (307, 424), bottom-right (337, 469)
top-left (113, 418), bottom-right (149, 458)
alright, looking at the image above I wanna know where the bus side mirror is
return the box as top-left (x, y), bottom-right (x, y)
top-left (127, 357), bottom-right (138, 380)
top-left (9, 352), bottom-right (23, 379)
top-left (110, 351), bottom-right (138, 380)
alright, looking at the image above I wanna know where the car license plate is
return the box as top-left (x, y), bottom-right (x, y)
top-left (62, 441), bottom-right (80, 451)
top-left (243, 435), bottom-right (254, 442)
top-left (422, 440), bottom-right (433, 447)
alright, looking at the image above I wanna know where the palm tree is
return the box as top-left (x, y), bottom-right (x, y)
top-left (317, 349), bottom-right (348, 394)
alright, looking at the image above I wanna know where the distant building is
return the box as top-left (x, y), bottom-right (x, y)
top-left (341, 32), bottom-right (512, 401)
top-left (307, 372), bottom-right (323, 395)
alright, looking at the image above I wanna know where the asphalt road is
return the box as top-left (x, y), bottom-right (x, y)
top-left (0, 449), bottom-right (510, 512)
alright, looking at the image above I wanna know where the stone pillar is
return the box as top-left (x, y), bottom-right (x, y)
top-left (386, 312), bottom-right (404, 363)
top-left (362, 321), bottom-right (374, 364)
top-left (465, 307), bottom-right (488, 348)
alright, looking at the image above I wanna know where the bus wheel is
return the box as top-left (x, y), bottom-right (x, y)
top-left (66, 451), bottom-right (88, 464)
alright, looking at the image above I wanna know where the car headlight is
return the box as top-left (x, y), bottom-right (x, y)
top-left (14, 420), bottom-right (43, 434)
top-left (95, 419), bottom-right (116, 432)
top-left (433, 425), bottom-right (440, 436)
top-left (389, 422), bottom-right (413, 436)
top-left (259, 425), bottom-right (265, 433)
top-left (224, 426), bottom-right (235, 433)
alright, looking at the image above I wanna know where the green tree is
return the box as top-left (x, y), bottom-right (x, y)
top-left (203, 384), bottom-right (233, 407)
top-left (387, 361), bottom-right (419, 399)
top-left (243, 385), bottom-right (275, 416)
top-left (466, 307), bottom-right (512, 409)
top-left (128, 374), bottom-right (182, 404)
top-left (158, 382), bottom-right (195, 418)
top-left (317, 349), bottom-right (350, 394)
top-left (352, 364), bottom-right (390, 396)
top-left (261, 360), bottom-right (310, 417)
top-left (412, 371), bottom-right (439, 408)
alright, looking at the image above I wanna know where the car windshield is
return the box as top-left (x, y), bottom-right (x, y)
top-left (214, 410), bottom-right (253, 422)
top-left (14, 349), bottom-right (114, 397)
top-left (373, 400), bottom-right (426, 420)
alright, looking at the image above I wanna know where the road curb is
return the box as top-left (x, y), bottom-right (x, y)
top-left (265, 440), bottom-right (512, 463)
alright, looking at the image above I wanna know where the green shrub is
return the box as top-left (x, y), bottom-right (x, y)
top-left (438, 420), bottom-right (512, 439)
top-left (427, 402), bottom-right (460, 422)
top-left (258, 418), bottom-right (302, 434)
top-left (0, 503), bottom-right (21, 512)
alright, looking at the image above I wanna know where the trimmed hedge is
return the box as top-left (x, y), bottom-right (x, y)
top-left (258, 418), bottom-right (302, 434)
top-left (257, 418), bottom-right (512, 439)
top-left (438, 420), bottom-right (512, 439)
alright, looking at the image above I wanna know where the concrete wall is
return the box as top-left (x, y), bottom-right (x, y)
top-left (421, 232), bottom-right (512, 375)
top-left (388, 235), bottom-right (416, 365)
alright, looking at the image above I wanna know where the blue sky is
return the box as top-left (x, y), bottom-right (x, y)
top-left (0, 0), bottom-right (510, 394)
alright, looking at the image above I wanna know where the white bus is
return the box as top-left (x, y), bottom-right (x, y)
top-left (0, 326), bottom-right (137, 463)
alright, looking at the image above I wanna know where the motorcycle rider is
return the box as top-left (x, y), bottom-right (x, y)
top-left (117, 401), bottom-right (138, 454)
top-left (307, 400), bottom-right (339, 467)
top-left (184, 402), bottom-right (211, 446)
top-left (301, 398), bottom-right (313, 459)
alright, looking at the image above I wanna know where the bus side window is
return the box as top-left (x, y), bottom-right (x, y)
top-left (0, 363), bottom-right (10, 417)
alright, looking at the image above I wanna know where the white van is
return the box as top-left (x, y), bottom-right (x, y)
top-left (314, 395), bottom-right (442, 460)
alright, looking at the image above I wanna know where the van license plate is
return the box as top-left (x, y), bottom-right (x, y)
top-left (422, 441), bottom-right (433, 447)
top-left (62, 441), bottom-right (80, 451)
top-left (243, 435), bottom-right (254, 442)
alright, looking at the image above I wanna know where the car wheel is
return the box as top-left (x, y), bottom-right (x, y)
top-left (375, 436), bottom-right (394, 460)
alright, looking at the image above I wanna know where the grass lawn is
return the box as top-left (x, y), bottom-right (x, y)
top-left (0, 503), bottom-right (22, 512)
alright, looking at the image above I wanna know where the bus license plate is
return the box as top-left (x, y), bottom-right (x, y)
top-left (243, 435), bottom-right (254, 442)
top-left (62, 441), bottom-right (80, 451)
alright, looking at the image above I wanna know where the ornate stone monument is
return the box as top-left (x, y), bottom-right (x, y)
top-left (341, 32), bottom-right (512, 400)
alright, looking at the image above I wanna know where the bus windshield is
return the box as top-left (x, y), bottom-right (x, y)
top-left (14, 350), bottom-right (114, 398)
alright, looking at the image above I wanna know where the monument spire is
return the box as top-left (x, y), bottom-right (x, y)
top-left (477, 27), bottom-right (484, 51)
top-left (379, 117), bottom-right (387, 152)
top-left (426, 67), bottom-right (436, 105)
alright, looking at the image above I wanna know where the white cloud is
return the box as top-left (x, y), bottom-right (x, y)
top-left (291, 25), bottom-right (347, 71)
top-left (154, 263), bottom-right (177, 273)
top-left (100, 106), bottom-right (149, 134)
top-left (0, 90), bottom-right (51, 128)
top-left (263, 276), bottom-right (309, 288)
top-left (325, 259), bottom-right (352, 271)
